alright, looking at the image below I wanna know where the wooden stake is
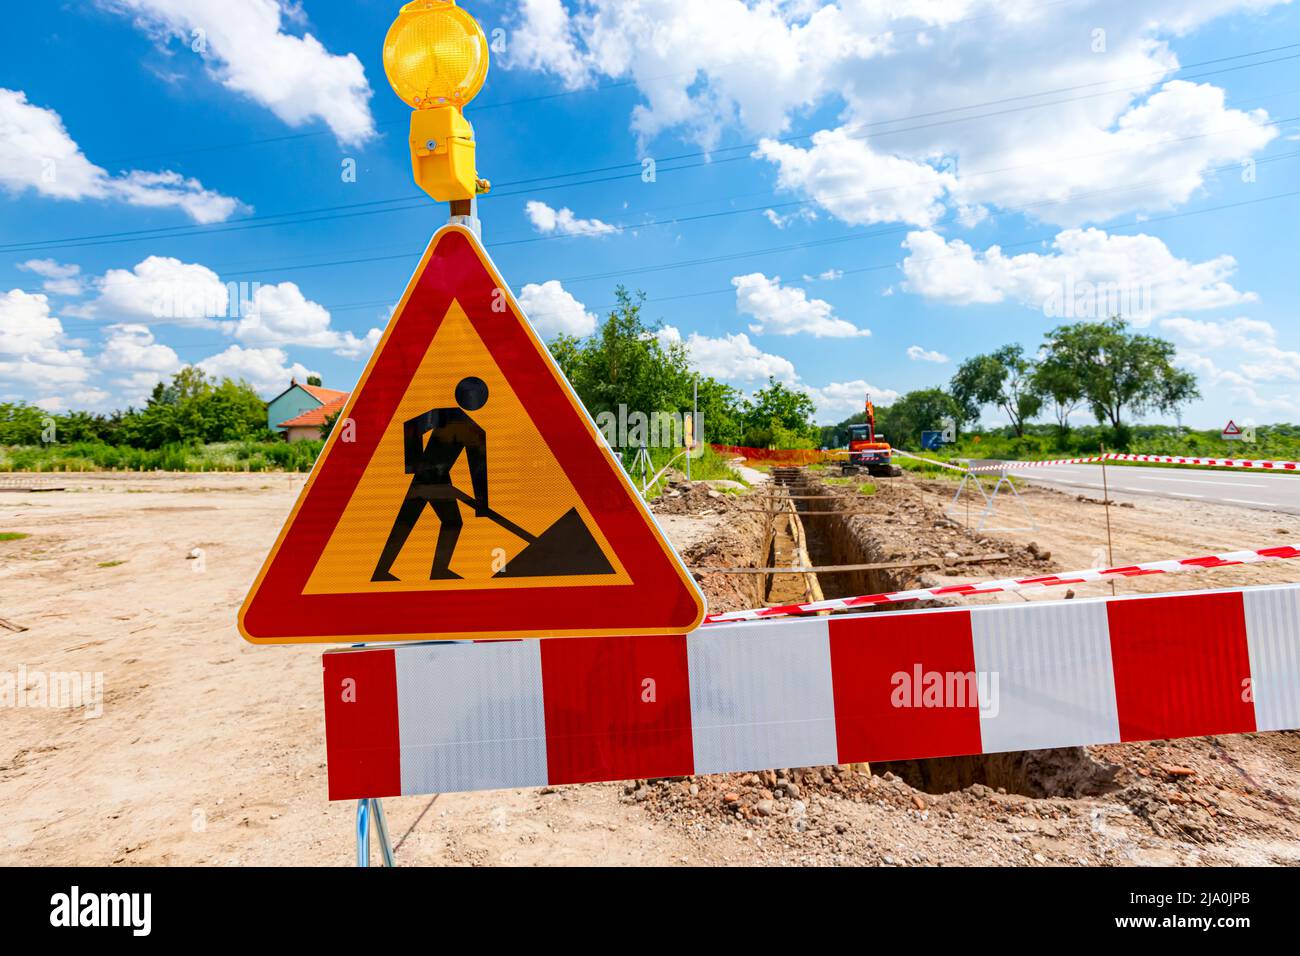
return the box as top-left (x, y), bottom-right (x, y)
top-left (1100, 442), bottom-right (1116, 596)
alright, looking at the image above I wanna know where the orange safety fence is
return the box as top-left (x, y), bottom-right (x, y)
top-left (709, 444), bottom-right (830, 465)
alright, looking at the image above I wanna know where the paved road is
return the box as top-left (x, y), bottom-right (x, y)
top-left (978, 461), bottom-right (1300, 516)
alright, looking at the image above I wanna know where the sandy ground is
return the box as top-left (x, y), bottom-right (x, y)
top-left (0, 470), bottom-right (1297, 866)
top-left (915, 475), bottom-right (1300, 602)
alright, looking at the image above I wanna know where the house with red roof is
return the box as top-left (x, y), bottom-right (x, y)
top-left (266, 378), bottom-right (349, 443)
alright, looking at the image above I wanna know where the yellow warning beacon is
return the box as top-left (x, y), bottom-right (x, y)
top-left (383, 1), bottom-right (491, 206)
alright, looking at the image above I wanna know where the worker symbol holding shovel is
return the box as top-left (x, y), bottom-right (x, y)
top-left (372, 376), bottom-right (492, 581)
top-left (371, 375), bottom-right (616, 583)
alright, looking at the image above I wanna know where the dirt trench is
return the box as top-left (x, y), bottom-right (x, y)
top-left (770, 469), bottom-right (1119, 799)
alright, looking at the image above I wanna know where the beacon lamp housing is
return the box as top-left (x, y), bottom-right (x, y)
top-left (409, 106), bottom-right (480, 203)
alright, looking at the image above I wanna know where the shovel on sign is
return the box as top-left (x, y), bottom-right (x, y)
top-left (450, 488), bottom-right (614, 577)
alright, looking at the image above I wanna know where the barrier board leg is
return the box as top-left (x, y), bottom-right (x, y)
top-left (372, 798), bottom-right (396, 867)
top-left (355, 798), bottom-right (370, 867)
top-left (355, 797), bottom-right (396, 867)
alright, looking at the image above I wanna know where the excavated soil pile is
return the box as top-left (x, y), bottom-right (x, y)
top-left (652, 480), bottom-right (741, 516)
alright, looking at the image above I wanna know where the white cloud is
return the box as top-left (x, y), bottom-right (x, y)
top-left (99, 323), bottom-right (183, 375)
top-left (1164, 316), bottom-right (1299, 383)
top-left (0, 89), bottom-right (245, 223)
top-left (197, 344), bottom-right (316, 396)
top-left (97, 323), bottom-right (184, 400)
top-left (1159, 316), bottom-right (1276, 349)
top-left (18, 259), bottom-right (84, 296)
top-left (506, 0), bottom-right (889, 147)
top-left (507, 0), bottom-right (591, 89)
top-left (1174, 349), bottom-right (1300, 416)
top-left (907, 345), bottom-right (949, 363)
top-left (232, 282), bottom-right (381, 357)
top-left (80, 256), bottom-right (379, 356)
top-left (92, 256), bottom-right (230, 328)
top-left (732, 272), bottom-right (869, 337)
top-left (946, 80), bottom-right (1278, 226)
top-left (525, 200), bottom-right (617, 237)
top-left (655, 325), bottom-right (897, 425)
top-left (656, 325), bottom-right (797, 383)
top-left (0, 290), bottom-right (92, 391)
top-left (71, 388), bottom-right (112, 408)
top-left (901, 228), bottom-right (1256, 322)
top-left (103, 0), bottom-right (375, 146)
top-left (763, 206), bottom-right (818, 229)
top-left (757, 129), bottom-right (953, 228)
top-left (507, 2), bottom-right (1282, 224)
top-left (801, 380), bottom-right (900, 424)
top-left (518, 280), bottom-right (598, 337)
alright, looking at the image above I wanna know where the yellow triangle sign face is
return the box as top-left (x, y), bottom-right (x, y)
top-left (304, 300), bottom-right (631, 594)
top-left (239, 225), bottom-right (705, 643)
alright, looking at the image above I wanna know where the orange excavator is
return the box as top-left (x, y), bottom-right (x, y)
top-left (841, 395), bottom-right (903, 478)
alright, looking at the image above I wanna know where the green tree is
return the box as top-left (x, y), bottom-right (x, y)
top-left (119, 368), bottom-right (268, 448)
top-left (0, 403), bottom-right (51, 445)
top-left (876, 389), bottom-right (964, 449)
top-left (950, 344), bottom-right (1043, 437)
top-left (1042, 317), bottom-right (1199, 432)
top-left (550, 286), bottom-right (692, 421)
top-left (321, 408), bottom-right (342, 441)
top-left (693, 376), bottom-right (743, 447)
top-left (951, 343), bottom-right (1040, 437)
top-left (545, 286), bottom-right (750, 451)
top-left (1032, 347), bottom-right (1086, 431)
top-left (741, 378), bottom-right (818, 448)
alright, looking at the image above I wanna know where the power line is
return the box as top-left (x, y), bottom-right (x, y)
top-left (22, 149), bottom-right (1300, 313)
top-left (214, 148), bottom-right (1300, 282)
top-left (51, 185), bottom-right (1300, 353)
top-left (577, 187), bottom-right (1300, 315)
top-left (7, 42), bottom-right (1298, 256)
top-left (91, 0), bottom-right (1085, 168)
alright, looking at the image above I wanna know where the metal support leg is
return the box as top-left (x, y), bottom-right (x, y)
top-left (945, 464), bottom-right (992, 525)
top-left (371, 798), bottom-right (396, 867)
top-left (355, 798), bottom-right (371, 867)
top-left (976, 467), bottom-right (1037, 533)
top-left (356, 797), bottom-right (396, 867)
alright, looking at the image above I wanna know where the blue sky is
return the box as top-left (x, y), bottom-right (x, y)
top-left (1, 0), bottom-right (1298, 427)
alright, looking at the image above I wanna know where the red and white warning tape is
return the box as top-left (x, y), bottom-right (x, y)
top-left (703, 544), bottom-right (1300, 623)
top-left (323, 582), bottom-right (1300, 799)
top-left (890, 448), bottom-right (976, 473)
top-left (967, 456), bottom-right (1104, 473)
top-left (1105, 453), bottom-right (1300, 471)
top-left (968, 454), bottom-right (1300, 473)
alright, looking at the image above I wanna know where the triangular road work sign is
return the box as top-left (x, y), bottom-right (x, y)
top-left (1222, 419), bottom-right (1242, 437)
top-left (239, 225), bottom-right (705, 643)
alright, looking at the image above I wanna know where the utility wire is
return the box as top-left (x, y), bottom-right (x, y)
top-left (6, 42), bottom-right (1298, 255)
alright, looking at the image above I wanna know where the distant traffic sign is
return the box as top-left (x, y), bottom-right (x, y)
top-left (920, 430), bottom-right (944, 451)
top-left (239, 225), bottom-right (705, 643)
top-left (1222, 420), bottom-right (1245, 441)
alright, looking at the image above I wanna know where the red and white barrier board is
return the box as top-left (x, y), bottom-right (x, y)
top-left (322, 583), bottom-right (1300, 800)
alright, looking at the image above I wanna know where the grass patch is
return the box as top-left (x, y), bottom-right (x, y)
top-left (0, 439), bottom-right (325, 473)
top-left (627, 445), bottom-right (746, 498)
top-left (0, 532), bottom-right (29, 542)
top-left (821, 478), bottom-right (877, 495)
top-left (915, 423), bottom-right (1300, 467)
top-left (97, 560), bottom-right (125, 568)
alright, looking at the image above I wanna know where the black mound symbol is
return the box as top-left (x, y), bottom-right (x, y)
top-left (493, 507), bottom-right (614, 578)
